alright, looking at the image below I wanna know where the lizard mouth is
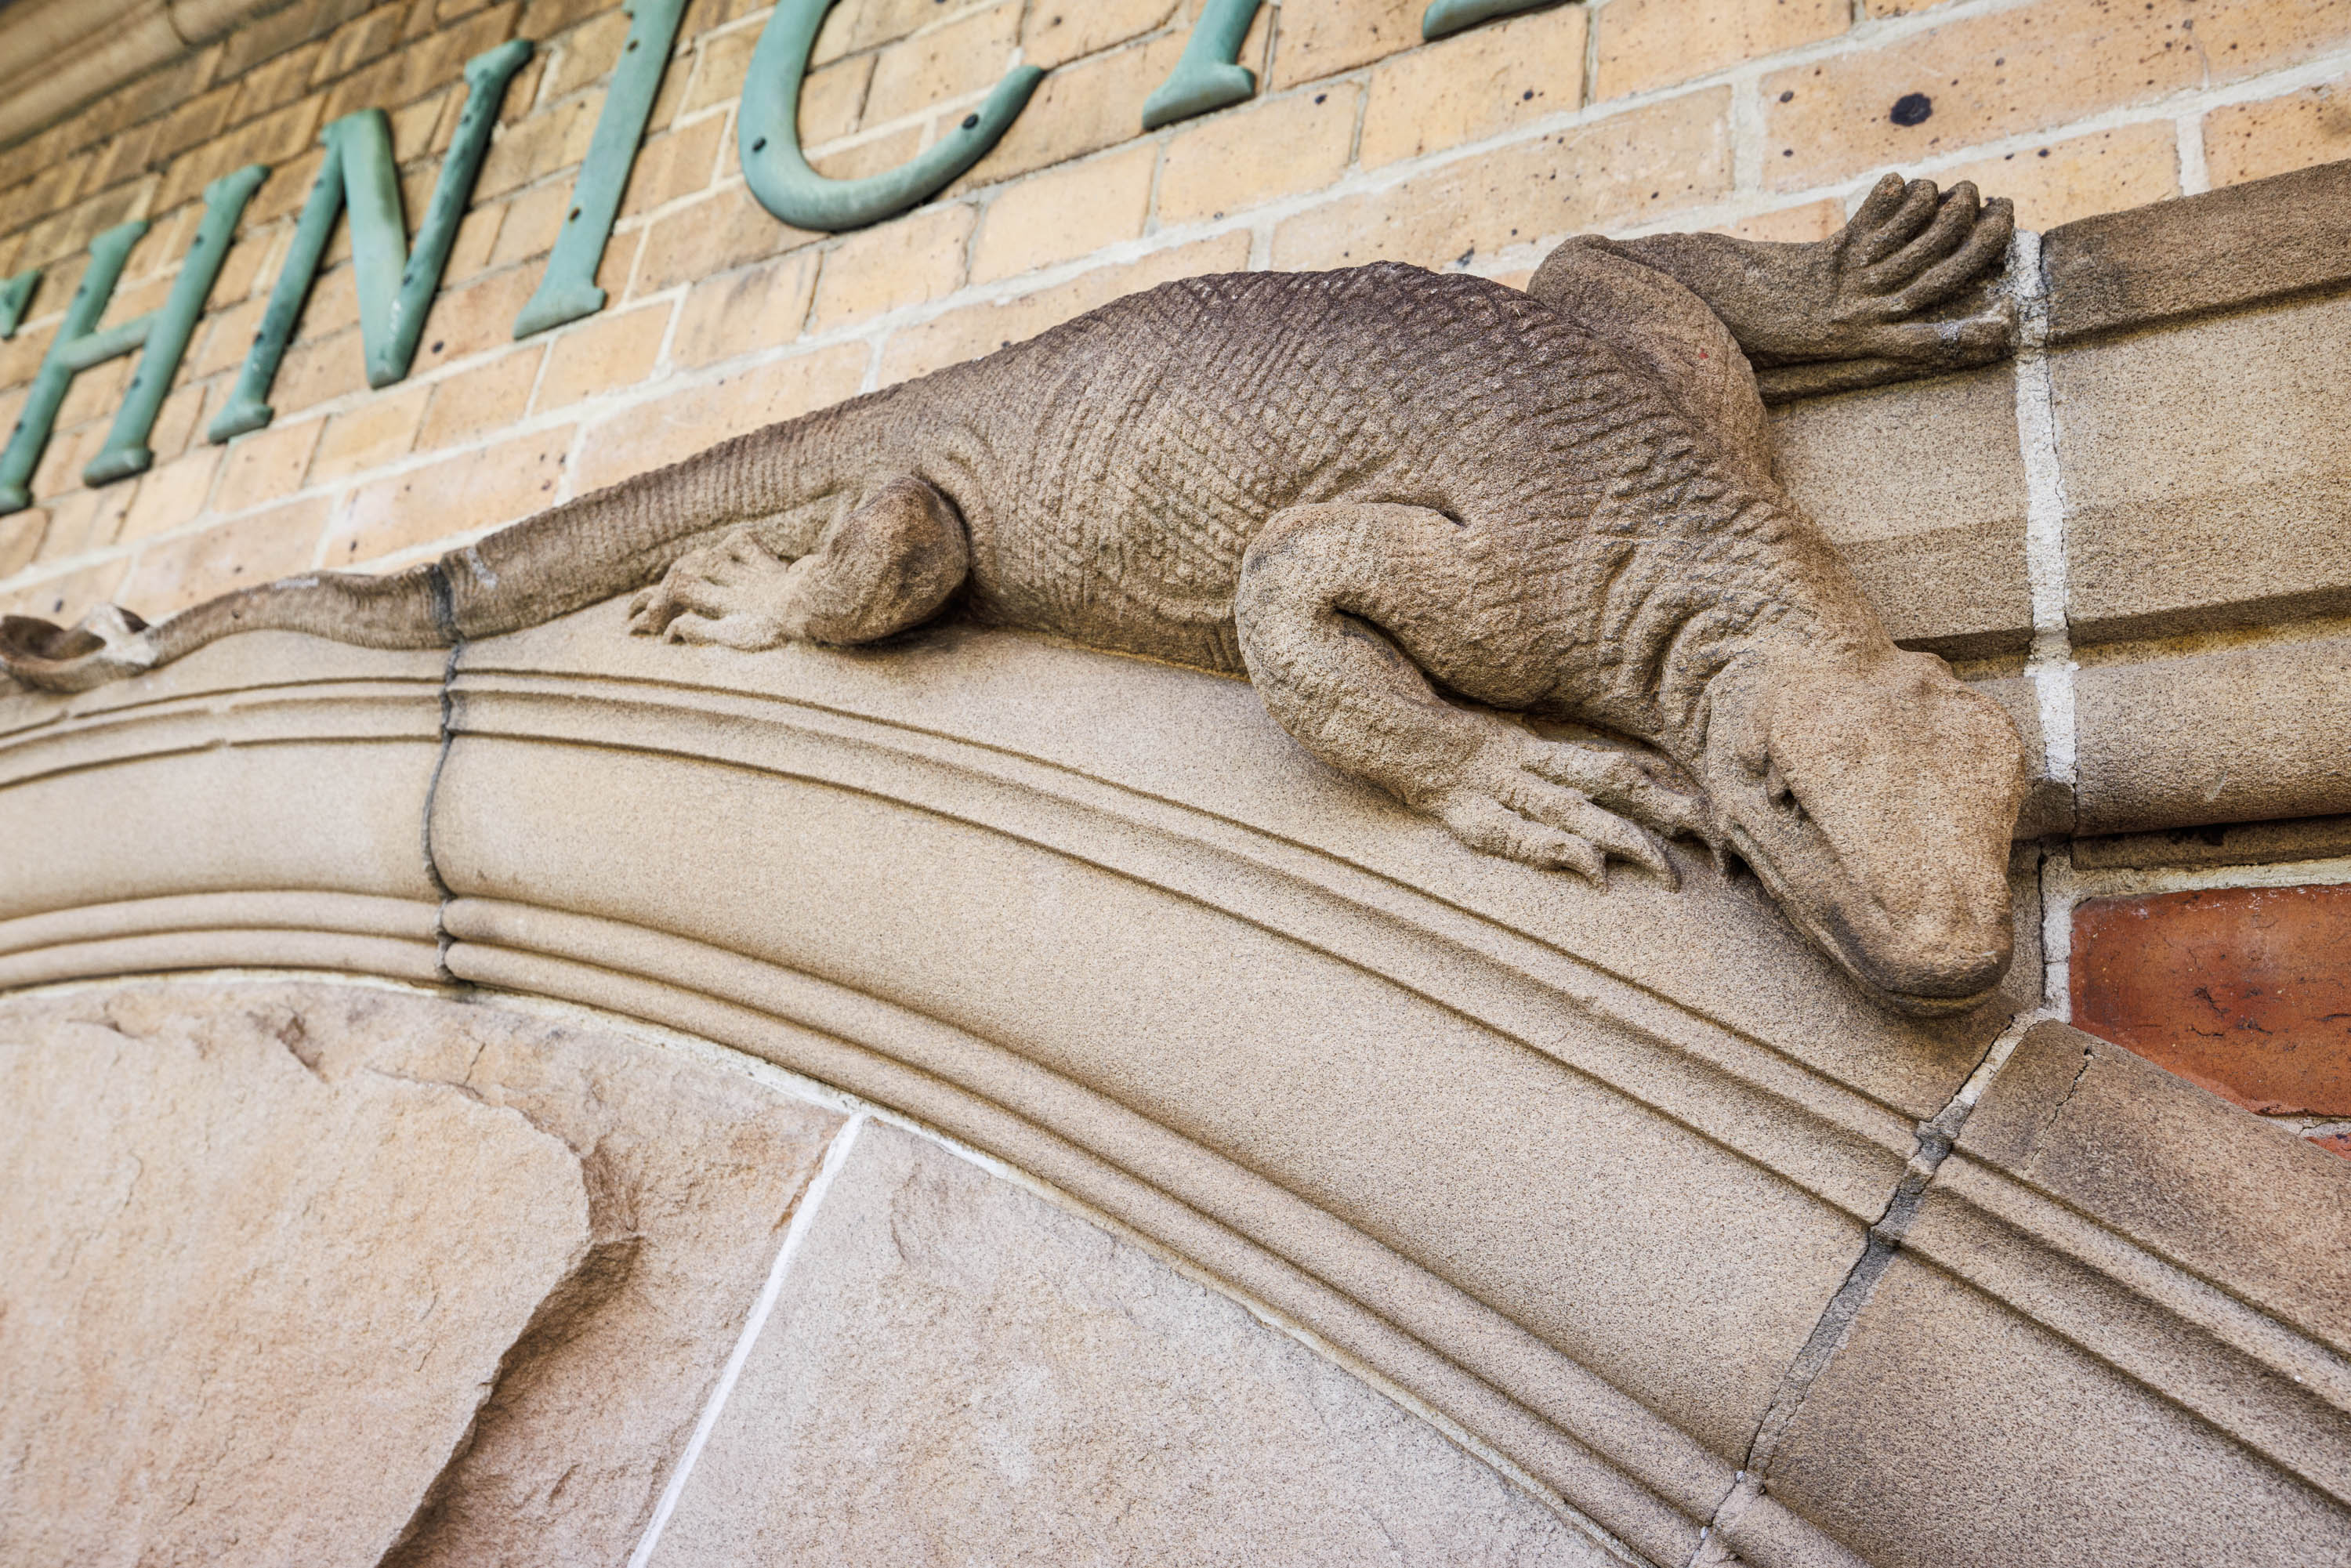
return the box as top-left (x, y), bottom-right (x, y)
top-left (1722, 821), bottom-right (2004, 1017)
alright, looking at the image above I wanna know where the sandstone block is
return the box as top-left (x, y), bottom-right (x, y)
top-left (878, 232), bottom-right (1253, 383)
top-left (411, 265), bottom-right (542, 376)
top-left (116, 445), bottom-right (222, 544)
top-left (1929, 119), bottom-right (2180, 233)
top-left (2044, 157), bottom-right (2351, 343)
top-left (120, 496), bottom-right (328, 616)
top-left (672, 249), bottom-right (820, 367)
top-left (212, 413), bottom-right (324, 514)
top-left (972, 142), bottom-right (1157, 283)
top-left (417, 343), bottom-right (545, 451)
top-left (1270, 0), bottom-right (1422, 90)
top-left (648, 1122), bottom-right (1614, 1566)
top-left (1769, 362), bottom-right (2030, 657)
top-left (618, 115), bottom-right (726, 221)
top-left (534, 300), bottom-right (672, 412)
top-left (571, 342), bottom-right (867, 491)
top-left (1766, 1253), bottom-right (2351, 1566)
top-left (1761, 0), bottom-right (2205, 190)
top-left (1721, 199), bottom-right (1845, 242)
top-left (0, 984), bottom-right (591, 1566)
top-left (2072, 888), bottom-right (2351, 1116)
top-left (863, 3), bottom-right (1020, 127)
top-left (1021, 0), bottom-right (1178, 71)
top-left (0, 978), bottom-right (847, 1568)
top-left (1596, 0), bottom-right (1845, 101)
top-left (0, 556), bottom-right (129, 628)
top-left (2206, 76), bottom-right (2351, 188)
top-left (960, 32), bottom-right (1187, 190)
top-left (1158, 85), bottom-right (1359, 226)
top-left (1358, 9), bottom-right (1587, 172)
top-left (635, 182), bottom-right (823, 296)
top-left (681, 23), bottom-right (757, 118)
top-left (807, 200), bottom-right (976, 334)
top-left (1961, 1018), bottom-right (2351, 1351)
top-left (811, 0), bottom-right (951, 63)
top-left (795, 53), bottom-right (872, 148)
top-left (334, 422), bottom-right (573, 563)
top-left (2074, 636), bottom-right (2351, 835)
top-left (1272, 90), bottom-right (1733, 272)
top-left (33, 480), bottom-right (137, 565)
top-left (542, 5), bottom-right (631, 101)
top-left (2052, 292), bottom-right (2351, 643)
top-left (310, 382), bottom-right (429, 483)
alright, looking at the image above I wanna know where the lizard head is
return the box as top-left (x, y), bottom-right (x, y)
top-left (1697, 646), bottom-right (2029, 1016)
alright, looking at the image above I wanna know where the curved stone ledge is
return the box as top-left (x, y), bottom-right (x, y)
top-left (4, 613), bottom-right (2349, 1565)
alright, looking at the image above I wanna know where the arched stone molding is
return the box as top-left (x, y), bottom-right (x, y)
top-left (5, 611), bottom-right (2349, 1566)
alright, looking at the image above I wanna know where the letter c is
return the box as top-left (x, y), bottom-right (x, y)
top-left (738, 0), bottom-right (1044, 232)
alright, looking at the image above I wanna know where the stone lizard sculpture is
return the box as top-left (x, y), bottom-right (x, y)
top-left (2, 175), bottom-right (2030, 1016)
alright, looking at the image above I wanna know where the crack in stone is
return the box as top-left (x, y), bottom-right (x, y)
top-left (1690, 1006), bottom-right (2044, 1566)
top-left (420, 642), bottom-right (464, 987)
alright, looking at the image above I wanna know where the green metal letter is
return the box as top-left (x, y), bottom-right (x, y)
top-left (1141, 0), bottom-right (1263, 131)
top-left (1421, 0), bottom-right (1563, 41)
top-left (0, 269), bottom-right (36, 339)
top-left (210, 39), bottom-right (533, 443)
top-left (737, 0), bottom-right (1043, 233)
top-left (0, 165), bottom-right (266, 515)
top-left (514, 0), bottom-right (688, 339)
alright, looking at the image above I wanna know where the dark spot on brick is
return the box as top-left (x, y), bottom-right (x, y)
top-left (1778, 89), bottom-right (1794, 103)
top-left (1522, 89), bottom-right (1534, 101)
top-left (1890, 92), bottom-right (1933, 128)
top-left (1315, 93), bottom-right (1327, 103)
top-left (2038, 147), bottom-right (2051, 158)
top-left (429, 341), bottom-right (443, 353)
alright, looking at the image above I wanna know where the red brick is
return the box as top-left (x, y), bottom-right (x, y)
top-left (2073, 884), bottom-right (2351, 1116)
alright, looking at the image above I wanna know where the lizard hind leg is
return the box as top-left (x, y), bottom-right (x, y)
top-left (627, 476), bottom-right (969, 650)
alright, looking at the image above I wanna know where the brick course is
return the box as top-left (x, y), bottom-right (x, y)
top-left (2074, 885), bottom-right (2351, 1117)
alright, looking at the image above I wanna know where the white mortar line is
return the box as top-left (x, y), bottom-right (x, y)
top-left (626, 1109), bottom-right (869, 1566)
top-left (2039, 843), bottom-right (2076, 1020)
top-left (2009, 228), bottom-right (2075, 789)
top-left (2175, 109), bottom-right (2212, 196)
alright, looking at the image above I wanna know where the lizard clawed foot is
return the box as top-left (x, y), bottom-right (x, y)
top-left (627, 529), bottom-right (800, 650)
top-left (1804, 174), bottom-right (2016, 369)
top-left (0, 604), bottom-right (158, 691)
top-left (1426, 728), bottom-right (1701, 889)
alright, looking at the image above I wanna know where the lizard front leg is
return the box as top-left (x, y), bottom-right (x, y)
top-left (1556, 173), bottom-right (2017, 397)
top-left (1234, 503), bottom-right (1704, 886)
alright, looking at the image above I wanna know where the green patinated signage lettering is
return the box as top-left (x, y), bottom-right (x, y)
top-left (737, 0), bottom-right (1042, 233)
top-left (514, 0), bottom-right (688, 339)
top-left (0, 166), bottom-right (265, 515)
top-left (1141, 0), bottom-right (1264, 131)
top-left (0, 270), bottom-right (36, 339)
top-left (1421, 0), bottom-right (1564, 41)
top-left (0, 0), bottom-right (1574, 510)
top-left (209, 39), bottom-right (533, 442)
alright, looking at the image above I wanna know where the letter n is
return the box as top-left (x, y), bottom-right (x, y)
top-left (208, 39), bottom-right (534, 442)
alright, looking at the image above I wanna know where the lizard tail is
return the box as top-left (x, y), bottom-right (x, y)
top-left (11, 414), bottom-right (846, 689)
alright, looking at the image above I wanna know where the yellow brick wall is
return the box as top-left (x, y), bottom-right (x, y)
top-left (1, 0), bottom-right (2347, 626)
